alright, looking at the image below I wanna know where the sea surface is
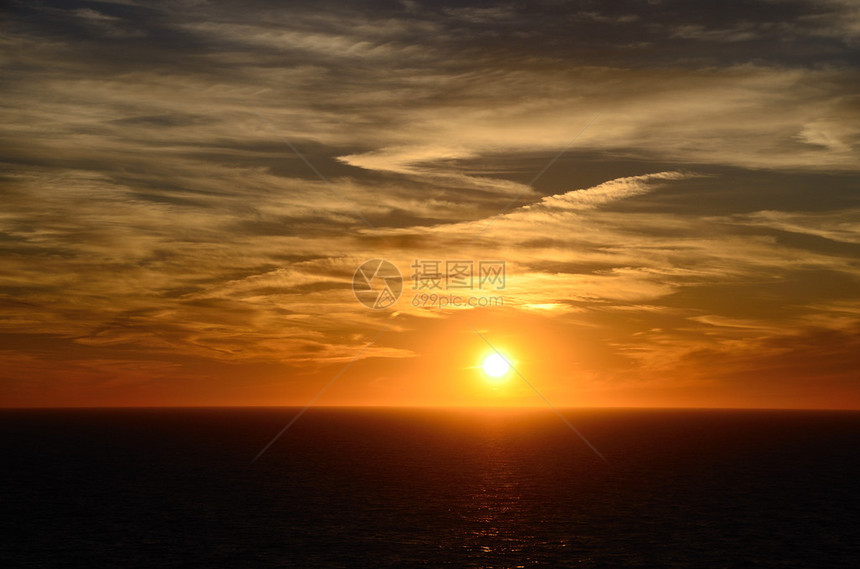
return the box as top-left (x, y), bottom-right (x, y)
top-left (1, 407), bottom-right (858, 568)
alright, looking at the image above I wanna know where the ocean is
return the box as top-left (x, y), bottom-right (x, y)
top-left (2, 407), bottom-right (858, 568)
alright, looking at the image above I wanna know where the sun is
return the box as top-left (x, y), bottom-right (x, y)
top-left (482, 353), bottom-right (511, 380)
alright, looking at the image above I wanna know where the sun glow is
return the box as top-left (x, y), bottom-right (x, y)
top-left (482, 353), bottom-right (511, 380)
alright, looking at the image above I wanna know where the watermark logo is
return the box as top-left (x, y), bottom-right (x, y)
top-left (352, 259), bottom-right (505, 309)
top-left (410, 259), bottom-right (505, 291)
top-left (352, 259), bottom-right (403, 310)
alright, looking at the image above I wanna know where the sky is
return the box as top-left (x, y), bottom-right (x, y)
top-left (1, 0), bottom-right (859, 409)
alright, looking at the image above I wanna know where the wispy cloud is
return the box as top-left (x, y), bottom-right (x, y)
top-left (1, 0), bottom-right (858, 407)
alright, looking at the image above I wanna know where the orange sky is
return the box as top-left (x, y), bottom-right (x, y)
top-left (1, 0), bottom-right (859, 409)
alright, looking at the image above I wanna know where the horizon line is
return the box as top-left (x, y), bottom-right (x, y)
top-left (2, 404), bottom-right (859, 412)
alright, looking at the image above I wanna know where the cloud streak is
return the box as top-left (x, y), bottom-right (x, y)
top-left (1, 0), bottom-right (858, 407)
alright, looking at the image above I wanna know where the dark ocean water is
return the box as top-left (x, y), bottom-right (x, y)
top-left (1, 407), bottom-right (858, 568)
